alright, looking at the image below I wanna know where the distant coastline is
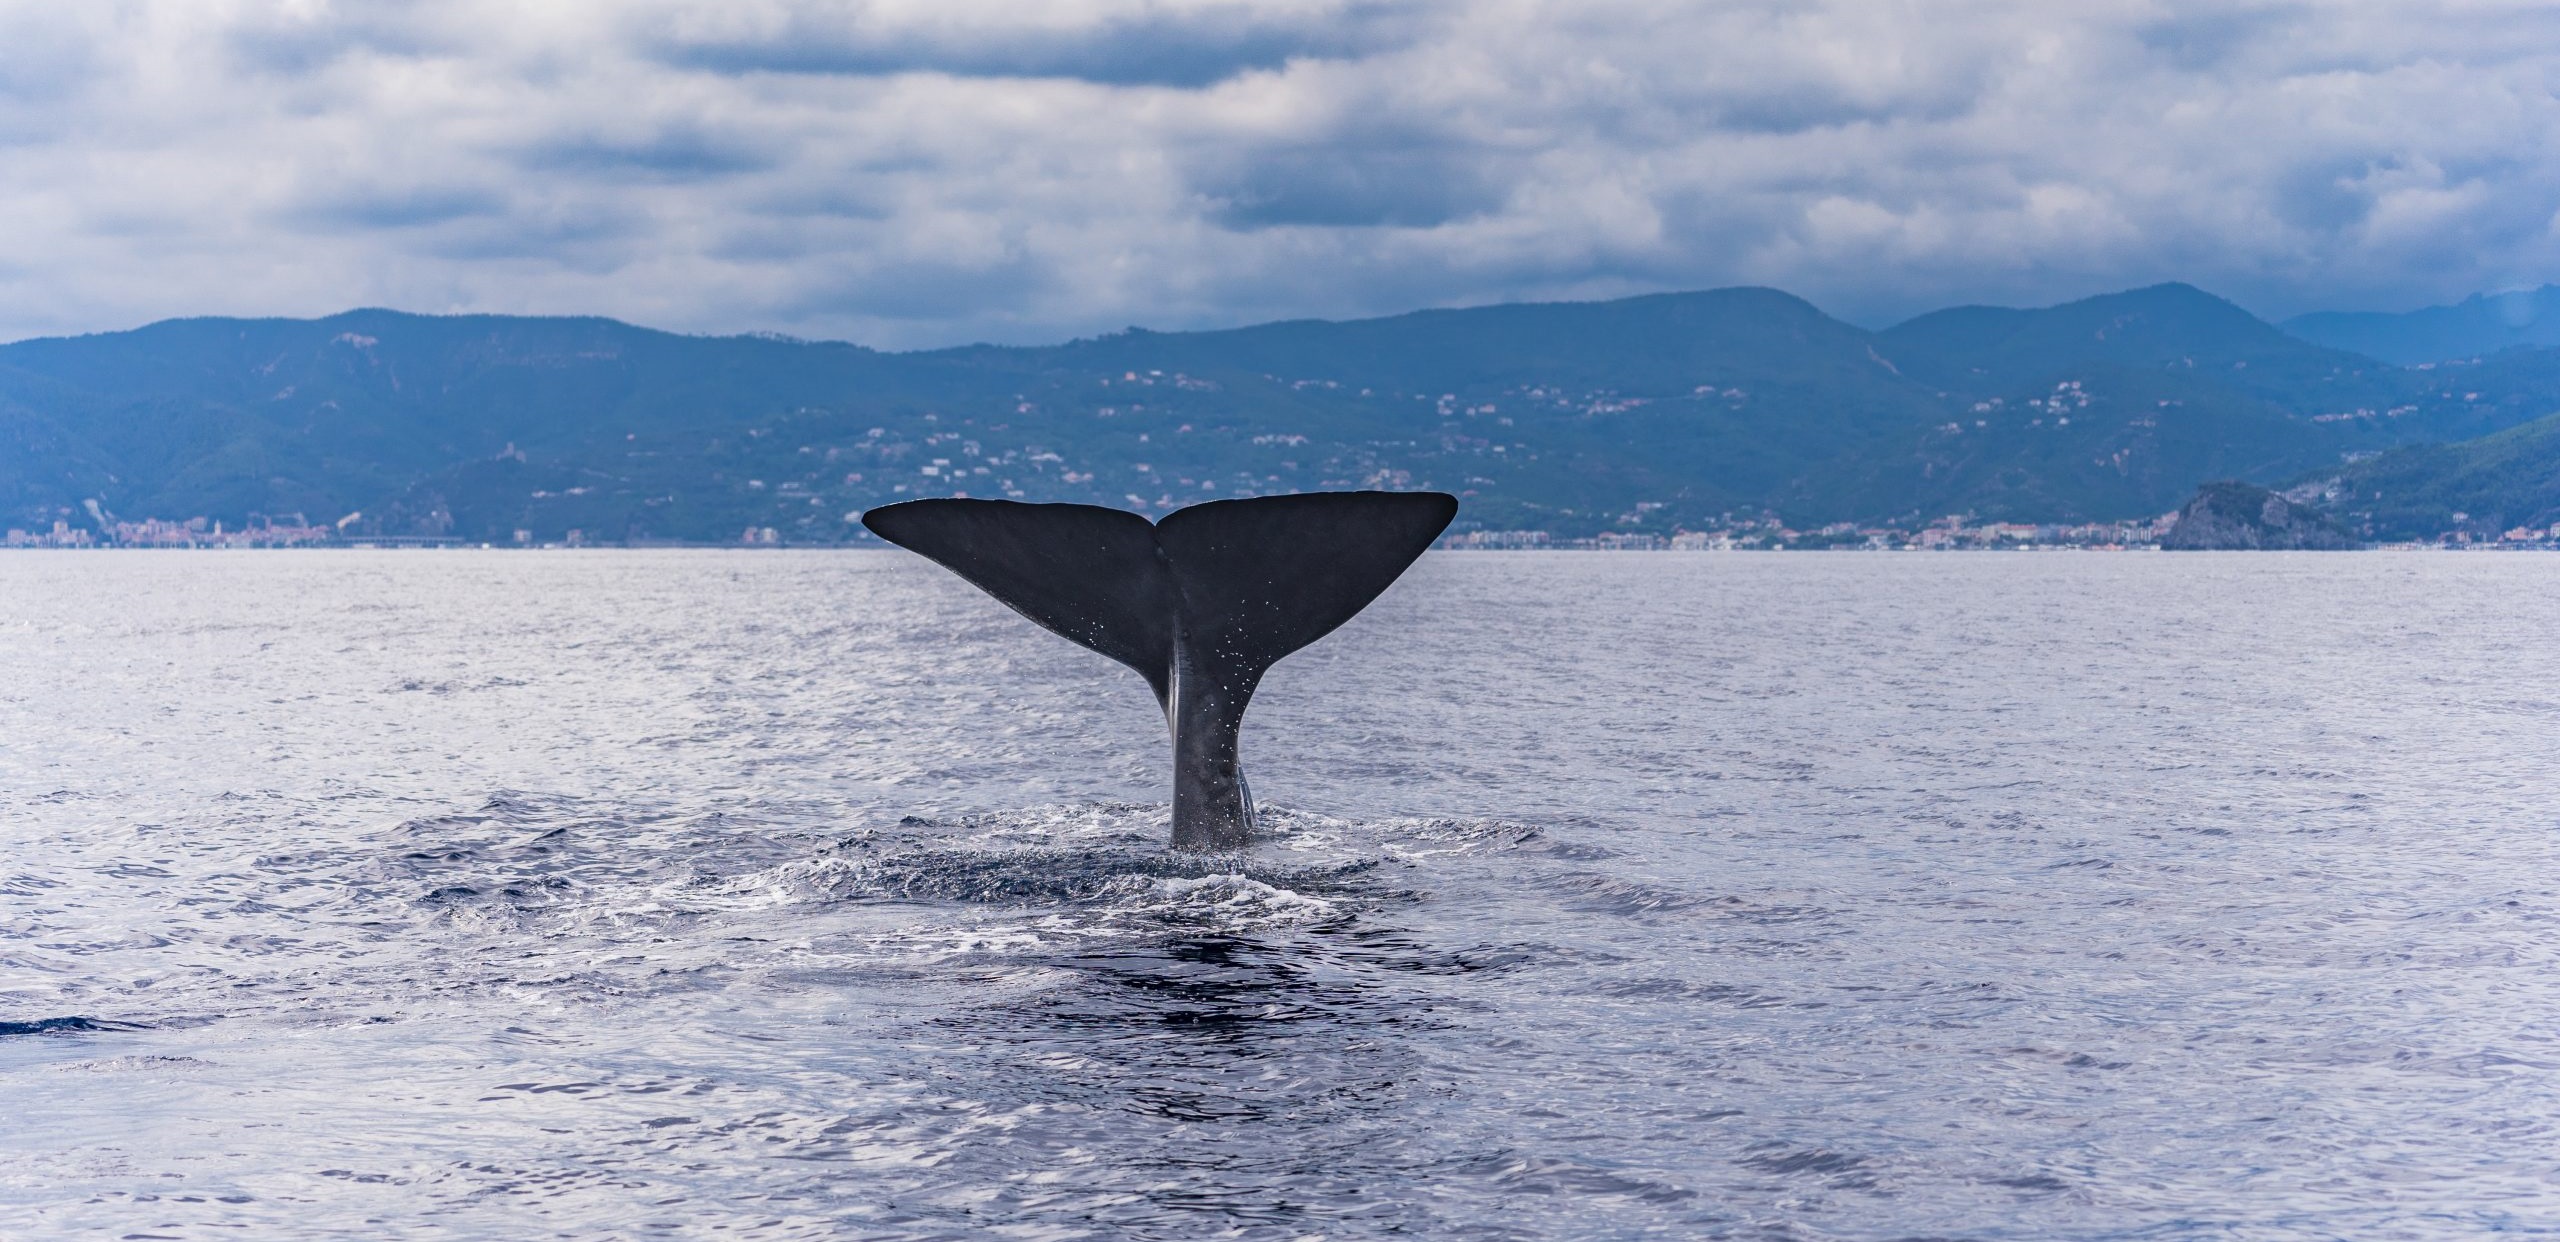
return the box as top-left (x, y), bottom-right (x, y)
top-left (12, 501), bottom-right (2557, 552)
top-left (8, 285), bottom-right (2559, 554)
top-left (10, 521), bottom-right (2554, 553)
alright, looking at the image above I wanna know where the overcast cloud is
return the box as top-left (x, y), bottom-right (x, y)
top-left (3, 0), bottom-right (2559, 346)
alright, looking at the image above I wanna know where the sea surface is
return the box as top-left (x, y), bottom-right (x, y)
top-left (2, 550), bottom-right (2557, 1240)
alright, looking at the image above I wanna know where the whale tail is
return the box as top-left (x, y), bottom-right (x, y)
top-left (862, 490), bottom-right (1457, 849)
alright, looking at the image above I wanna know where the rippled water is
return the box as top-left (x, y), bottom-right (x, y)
top-left (4, 550), bottom-right (2558, 1239)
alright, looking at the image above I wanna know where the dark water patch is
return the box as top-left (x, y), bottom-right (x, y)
top-left (850, 932), bottom-right (1463, 1234)
top-left (1990, 1172), bottom-right (2071, 1192)
top-left (1536, 870), bottom-right (1715, 917)
top-left (1532, 870), bottom-right (1831, 923)
top-left (417, 875), bottom-right (579, 911)
top-left (1323, 928), bottom-right (1564, 977)
top-left (390, 675), bottom-right (528, 694)
top-left (1444, 1150), bottom-right (1699, 1203)
top-left (1589, 977), bottom-right (1791, 1007)
top-left (1831, 978), bottom-right (2015, 1005)
top-left (974, 935), bottom-right (1435, 1041)
top-left (2002, 1046), bottom-right (2135, 1072)
top-left (1737, 1145), bottom-right (1871, 1180)
top-left (364, 794), bottom-right (803, 924)
top-left (1, 1017), bottom-right (147, 1037)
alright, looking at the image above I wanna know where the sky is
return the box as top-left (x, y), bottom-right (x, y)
top-left (5, 0), bottom-right (2560, 348)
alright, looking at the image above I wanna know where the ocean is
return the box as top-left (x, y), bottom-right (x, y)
top-left (3, 550), bottom-right (2556, 1239)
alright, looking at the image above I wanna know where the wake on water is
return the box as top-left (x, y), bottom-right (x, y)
top-left (7, 790), bottom-right (1579, 1035)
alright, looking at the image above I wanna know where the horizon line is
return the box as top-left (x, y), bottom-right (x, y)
top-left (0, 279), bottom-right (2315, 355)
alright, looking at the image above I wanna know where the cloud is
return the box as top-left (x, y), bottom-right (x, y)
top-left (1188, 130), bottom-right (1505, 229)
top-left (520, 124), bottom-right (782, 180)
top-left (4, 0), bottom-right (2560, 348)
top-left (648, 0), bottom-right (1421, 88)
top-left (295, 185), bottom-right (512, 231)
top-left (0, 9), bottom-right (106, 109)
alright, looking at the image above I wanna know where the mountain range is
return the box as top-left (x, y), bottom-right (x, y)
top-left (2282, 286), bottom-right (2560, 367)
top-left (3, 282), bottom-right (2557, 544)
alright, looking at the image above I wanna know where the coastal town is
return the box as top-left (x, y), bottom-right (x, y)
top-left (1446, 513), bottom-right (2554, 550)
top-left (5, 516), bottom-right (339, 549)
top-left (14, 510), bottom-right (2560, 551)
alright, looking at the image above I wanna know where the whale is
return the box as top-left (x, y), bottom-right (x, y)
top-left (862, 490), bottom-right (1458, 850)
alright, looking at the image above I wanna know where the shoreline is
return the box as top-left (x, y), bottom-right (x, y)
top-left (3, 541), bottom-right (2550, 554)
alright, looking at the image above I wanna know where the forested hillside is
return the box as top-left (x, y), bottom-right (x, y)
top-left (4, 283), bottom-right (2554, 543)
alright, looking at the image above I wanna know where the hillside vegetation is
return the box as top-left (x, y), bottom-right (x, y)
top-left (3, 283), bottom-right (2555, 543)
top-left (2302, 412), bottom-right (2560, 541)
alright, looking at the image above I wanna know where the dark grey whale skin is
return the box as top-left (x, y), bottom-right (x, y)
top-left (861, 491), bottom-right (1458, 850)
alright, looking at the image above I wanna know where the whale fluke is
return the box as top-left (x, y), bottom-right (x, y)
top-left (862, 490), bottom-right (1457, 850)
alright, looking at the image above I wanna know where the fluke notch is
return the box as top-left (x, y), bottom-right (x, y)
top-left (862, 490), bottom-right (1457, 850)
